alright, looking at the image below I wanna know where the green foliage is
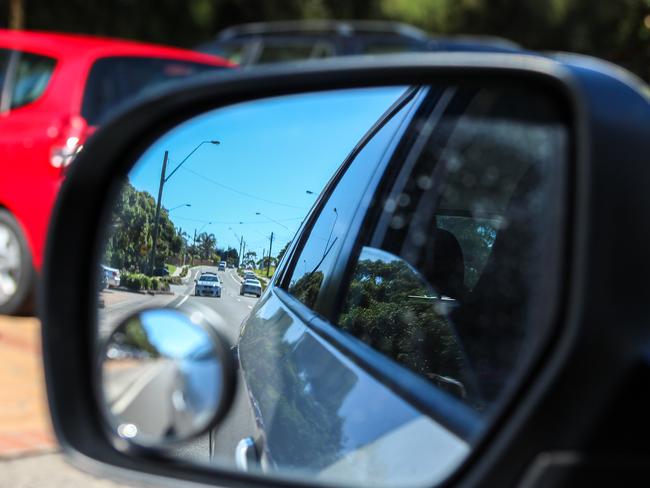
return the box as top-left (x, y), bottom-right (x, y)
top-left (288, 271), bottom-right (323, 308)
top-left (121, 272), bottom-right (170, 291)
top-left (103, 181), bottom-right (182, 274)
top-left (179, 266), bottom-right (189, 278)
top-left (339, 258), bottom-right (468, 389)
top-left (123, 317), bottom-right (160, 358)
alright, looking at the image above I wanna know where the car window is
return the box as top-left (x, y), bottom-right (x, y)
top-left (10, 52), bottom-right (56, 109)
top-left (336, 85), bottom-right (567, 410)
top-left (0, 48), bottom-right (11, 109)
top-left (284, 93), bottom-right (414, 310)
top-left (81, 56), bottom-right (224, 125)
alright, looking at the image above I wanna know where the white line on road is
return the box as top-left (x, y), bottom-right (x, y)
top-left (175, 294), bottom-right (190, 308)
top-left (247, 305), bottom-right (253, 309)
top-left (111, 363), bottom-right (167, 415)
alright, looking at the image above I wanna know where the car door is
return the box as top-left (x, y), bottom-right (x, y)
top-left (235, 87), bottom-right (430, 478)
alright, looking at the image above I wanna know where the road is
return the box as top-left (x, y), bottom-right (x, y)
top-left (98, 266), bottom-right (258, 469)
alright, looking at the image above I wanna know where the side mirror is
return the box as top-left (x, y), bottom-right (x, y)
top-left (101, 306), bottom-right (234, 448)
top-left (40, 54), bottom-right (650, 488)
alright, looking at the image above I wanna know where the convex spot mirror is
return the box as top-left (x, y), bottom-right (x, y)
top-left (87, 76), bottom-right (570, 488)
top-left (101, 306), bottom-right (234, 448)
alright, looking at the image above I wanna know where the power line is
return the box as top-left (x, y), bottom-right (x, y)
top-left (181, 166), bottom-right (306, 210)
top-left (173, 216), bottom-right (302, 225)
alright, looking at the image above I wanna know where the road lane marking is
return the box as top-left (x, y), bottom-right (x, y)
top-left (111, 362), bottom-right (167, 415)
top-left (247, 305), bottom-right (253, 309)
top-left (175, 294), bottom-right (190, 308)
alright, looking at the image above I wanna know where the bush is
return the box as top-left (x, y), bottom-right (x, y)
top-left (179, 266), bottom-right (189, 278)
top-left (161, 276), bottom-right (181, 286)
top-left (121, 272), bottom-right (169, 292)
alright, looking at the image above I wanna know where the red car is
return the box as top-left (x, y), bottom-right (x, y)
top-left (0, 30), bottom-right (231, 314)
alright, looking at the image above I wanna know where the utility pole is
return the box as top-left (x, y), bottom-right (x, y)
top-left (267, 232), bottom-right (274, 277)
top-left (192, 228), bottom-right (197, 266)
top-left (238, 236), bottom-right (243, 268)
top-left (148, 150), bottom-right (168, 275)
top-left (148, 140), bottom-right (219, 275)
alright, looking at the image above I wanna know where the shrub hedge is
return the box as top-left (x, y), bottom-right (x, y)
top-left (121, 272), bottom-right (170, 292)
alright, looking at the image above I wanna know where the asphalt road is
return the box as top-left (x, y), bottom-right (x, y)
top-left (98, 266), bottom-right (258, 470)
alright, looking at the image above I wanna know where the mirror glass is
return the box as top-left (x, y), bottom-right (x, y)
top-left (101, 308), bottom-right (227, 447)
top-left (97, 84), bottom-right (568, 486)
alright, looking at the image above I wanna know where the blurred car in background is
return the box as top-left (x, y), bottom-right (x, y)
top-left (101, 265), bottom-right (120, 288)
top-left (153, 266), bottom-right (170, 277)
top-left (197, 20), bottom-right (520, 66)
top-left (240, 278), bottom-right (262, 297)
top-left (194, 272), bottom-right (222, 297)
top-left (0, 30), bottom-right (231, 314)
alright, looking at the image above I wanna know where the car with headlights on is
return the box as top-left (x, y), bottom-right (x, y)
top-left (194, 272), bottom-right (222, 297)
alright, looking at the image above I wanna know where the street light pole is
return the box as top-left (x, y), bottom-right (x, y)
top-left (267, 232), bottom-right (274, 278)
top-left (168, 203), bottom-right (191, 212)
top-left (147, 140), bottom-right (219, 275)
top-left (148, 150), bottom-right (168, 274)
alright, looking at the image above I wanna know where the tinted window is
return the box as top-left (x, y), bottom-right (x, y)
top-left (285, 95), bottom-right (413, 309)
top-left (10, 52), bottom-right (56, 109)
top-left (338, 85), bottom-right (567, 409)
top-left (82, 56), bottom-right (223, 125)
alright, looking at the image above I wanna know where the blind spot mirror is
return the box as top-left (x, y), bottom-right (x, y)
top-left (101, 306), bottom-right (234, 448)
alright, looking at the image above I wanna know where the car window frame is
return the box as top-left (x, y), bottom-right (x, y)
top-left (277, 84), bottom-right (487, 440)
top-left (276, 85), bottom-right (421, 305)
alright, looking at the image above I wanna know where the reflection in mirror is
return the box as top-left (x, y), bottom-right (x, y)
top-left (97, 84), bottom-right (567, 487)
top-left (101, 308), bottom-right (228, 447)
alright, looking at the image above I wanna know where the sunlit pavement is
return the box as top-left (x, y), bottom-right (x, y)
top-left (0, 315), bottom-right (128, 486)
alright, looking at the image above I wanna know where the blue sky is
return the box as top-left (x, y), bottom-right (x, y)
top-left (141, 309), bottom-right (209, 358)
top-left (129, 86), bottom-right (406, 260)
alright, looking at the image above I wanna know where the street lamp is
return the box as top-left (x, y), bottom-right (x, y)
top-left (148, 140), bottom-right (220, 274)
top-left (168, 203), bottom-right (191, 212)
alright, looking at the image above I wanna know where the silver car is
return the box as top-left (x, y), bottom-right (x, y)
top-left (194, 273), bottom-right (222, 297)
top-left (240, 278), bottom-right (262, 297)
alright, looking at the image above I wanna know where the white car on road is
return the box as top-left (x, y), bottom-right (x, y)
top-left (101, 265), bottom-right (120, 288)
top-left (194, 272), bottom-right (222, 297)
top-left (240, 278), bottom-right (262, 297)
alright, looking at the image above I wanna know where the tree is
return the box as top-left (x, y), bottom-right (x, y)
top-left (242, 250), bottom-right (257, 268)
top-left (276, 241), bottom-right (290, 263)
top-left (196, 232), bottom-right (217, 261)
top-left (103, 180), bottom-right (185, 273)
